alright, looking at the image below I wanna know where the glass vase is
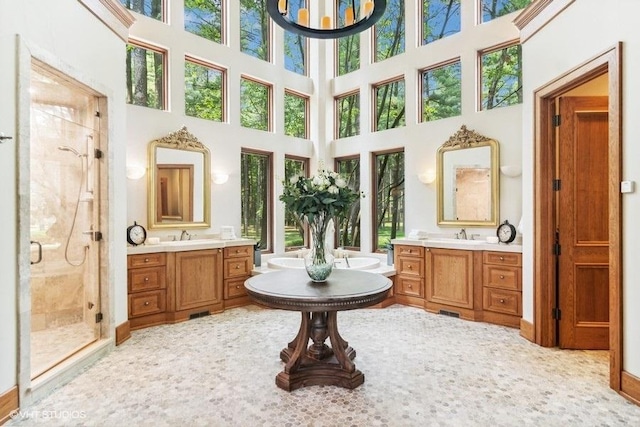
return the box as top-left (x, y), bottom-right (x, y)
top-left (304, 215), bottom-right (335, 282)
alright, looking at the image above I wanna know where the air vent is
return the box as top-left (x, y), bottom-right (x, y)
top-left (189, 311), bottom-right (210, 320)
top-left (439, 309), bottom-right (460, 318)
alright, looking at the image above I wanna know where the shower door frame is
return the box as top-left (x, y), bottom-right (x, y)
top-left (16, 40), bottom-right (114, 406)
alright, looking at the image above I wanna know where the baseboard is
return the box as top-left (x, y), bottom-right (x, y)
top-left (621, 371), bottom-right (640, 406)
top-left (0, 386), bottom-right (18, 425)
top-left (519, 318), bottom-right (535, 342)
top-left (115, 321), bottom-right (131, 346)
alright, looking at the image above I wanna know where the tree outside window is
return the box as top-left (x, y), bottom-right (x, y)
top-left (422, 0), bottom-right (460, 45)
top-left (240, 77), bottom-right (271, 131)
top-left (240, 0), bottom-right (270, 62)
top-left (284, 0), bottom-right (307, 75)
top-left (480, 43), bottom-right (522, 110)
top-left (185, 0), bottom-right (224, 44)
top-left (125, 42), bottom-right (165, 110)
top-left (120, 0), bottom-right (163, 21)
top-left (241, 150), bottom-right (272, 251)
top-left (373, 150), bottom-right (405, 252)
top-left (335, 92), bottom-right (360, 139)
top-left (420, 60), bottom-right (461, 122)
top-left (374, 78), bottom-right (405, 131)
top-left (335, 157), bottom-right (361, 250)
top-left (185, 59), bottom-right (225, 122)
top-left (374, 0), bottom-right (405, 62)
top-left (284, 91), bottom-right (308, 139)
top-left (284, 157), bottom-right (309, 250)
top-left (335, 1), bottom-right (360, 76)
top-left (481, 0), bottom-right (532, 23)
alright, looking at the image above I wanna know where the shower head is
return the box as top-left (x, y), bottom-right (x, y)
top-left (57, 145), bottom-right (83, 157)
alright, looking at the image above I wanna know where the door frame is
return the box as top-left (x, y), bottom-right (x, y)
top-left (533, 44), bottom-right (622, 389)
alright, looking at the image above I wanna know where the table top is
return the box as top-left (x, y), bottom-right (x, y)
top-left (244, 269), bottom-right (392, 312)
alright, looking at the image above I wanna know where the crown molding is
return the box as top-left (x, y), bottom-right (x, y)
top-left (514, 0), bottom-right (575, 44)
top-left (78, 0), bottom-right (135, 42)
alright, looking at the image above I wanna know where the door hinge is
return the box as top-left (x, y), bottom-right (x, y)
top-left (552, 307), bottom-right (561, 320)
top-left (553, 179), bottom-right (561, 191)
top-left (552, 114), bottom-right (561, 127)
top-left (94, 148), bottom-right (103, 159)
top-left (95, 312), bottom-right (103, 323)
top-left (553, 242), bottom-right (561, 256)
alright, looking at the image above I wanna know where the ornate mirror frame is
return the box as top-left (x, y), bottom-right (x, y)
top-left (436, 125), bottom-right (500, 227)
top-left (147, 126), bottom-right (211, 230)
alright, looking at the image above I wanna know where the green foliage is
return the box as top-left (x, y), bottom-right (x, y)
top-left (241, 152), bottom-right (270, 248)
top-left (125, 44), bottom-right (163, 109)
top-left (422, 0), bottom-right (461, 45)
top-left (279, 170), bottom-right (363, 225)
top-left (284, 92), bottom-right (307, 138)
top-left (375, 0), bottom-right (405, 62)
top-left (375, 151), bottom-right (405, 251)
top-left (335, 158), bottom-right (361, 248)
top-left (185, 61), bottom-right (223, 121)
top-left (337, 93), bottom-right (360, 138)
top-left (375, 79), bottom-right (405, 131)
top-left (422, 61), bottom-right (461, 122)
top-left (120, 0), bottom-right (162, 20)
top-left (184, 0), bottom-right (223, 43)
top-left (481, 44), bottom-right (522, 110)
top-left (284, 158), bottom-right (308, 249)
top-left (240, 78), bottom-right (270, 131)
top-left (337, 34), bottom-right (360, 76)
top-left (481, 0), bottom-right (532, 22)
top-left (240, 0), bottom-right (270, 61)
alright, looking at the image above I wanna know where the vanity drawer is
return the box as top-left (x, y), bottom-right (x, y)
top-left (395, 245), bottom-right (424, 258)
top-left (396, 257), bottom-right (424, 277)
top-left (483, 265), bottom-right (521, 291)
top-left (128, 266), bottom-right (166, 292)
top-left (224, 278), bottom-right (248, 299)
top-left (129, 290), bottom-right (166, 318)
top-left (396, 277), bottom-right (424, 298)
top-left (483, 251), bottom-right (521, 267)
top-left (128, 253), bottom-right (166, 268)
top-left (224, 258), bottom-right (252, 279)
top-left (224, 245), bottom-right (253, 258)
top-left (483, 288), bottom-right (521, 316)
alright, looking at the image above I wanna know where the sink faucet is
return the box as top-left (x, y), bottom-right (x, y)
top-left (180, 230), bottom-right (190, 241)
top-left (458, 228), bottom-right (467, 240)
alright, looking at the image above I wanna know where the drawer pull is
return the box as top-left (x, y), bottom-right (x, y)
top-left (236, 285), bottom-right (241, 289)
top-left (499, 299), bottom-right (505, 304)
top-left (144, 258), bottom-right (149, 263)
top-left (408, 249), bottom-right (412, 253)
top-left (144, 301), bottom-right (150, 306)
top-left (408, 284), bottom-right (412, 288)
top-left (236, 249), bottom-right (240, 253)
top-left (407, 265), bottom-right (412, 269)
top-left (235, 265), bottom-right (240, 269)
top-left (499, 256), bottom-right (504, 261)
top-left (499, 275), bottom-right (505, 279)
top-left (144, 277), bottom-right (149, 281)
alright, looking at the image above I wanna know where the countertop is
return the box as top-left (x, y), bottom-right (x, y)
top-left (391, 238), bottom-right (523, 253)
top-left (127, 238), bottom-right (256, 255)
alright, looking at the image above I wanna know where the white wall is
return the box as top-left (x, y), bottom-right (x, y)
top-left (0, 0), bottom-right (128, 395)
top-left (520, 0), bottom-right (640, 376)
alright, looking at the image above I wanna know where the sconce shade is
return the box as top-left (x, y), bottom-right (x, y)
top-left (418, 169), bottom-right (436, 184)
top-left (126, 165), bottom-right (146, 180)
top-left (267, 0), bottom-right (386, 39)
top-left (212, 172), bottom-right (229, 184)
top-left (500, 165), bottom-right (522, 177)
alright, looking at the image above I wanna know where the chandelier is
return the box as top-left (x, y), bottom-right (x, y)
top-left (267, 1), bottom-right (387, 39)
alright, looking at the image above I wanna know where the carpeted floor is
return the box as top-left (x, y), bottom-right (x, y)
top-left (7, 305), bottom-right (640, 426)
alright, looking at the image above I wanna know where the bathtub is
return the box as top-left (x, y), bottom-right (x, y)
top-left (267, 257), bottom-right (380, 270)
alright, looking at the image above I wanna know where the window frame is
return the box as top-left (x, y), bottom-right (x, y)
top-left (477, 39), bottom-right (522, 112)
top-left (284, 89), bottom-right (310, 139)
top-left (334, 89), bottom-right (360, 140)
top-left (126, 38), bottom-right (168, 110)
top-left (239, 75), bottom-right (273, 132)
top-left (184, 55), bottom-right (227, 122)
top-left (284, 155), bottom-right (310, 251)
top-left (240, 148), bottom-right (274, 253)
top-left (418, 57), bottom-right (462, 123)
top-left (371, 75), bottom-right (406, 133)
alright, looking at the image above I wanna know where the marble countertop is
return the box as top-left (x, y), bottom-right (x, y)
top-left (127, 238), bottom-right (256, 255)
top-left (391, 238), bottom-right (523, 253)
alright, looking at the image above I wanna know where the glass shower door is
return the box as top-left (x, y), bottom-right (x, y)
top-left (29, 63), bottom-right (101, 379)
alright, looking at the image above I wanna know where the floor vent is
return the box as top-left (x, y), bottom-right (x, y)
top-left (439, 309), bottom-right (460, 318)
top-left (189, 311), bottom-right (210, 320)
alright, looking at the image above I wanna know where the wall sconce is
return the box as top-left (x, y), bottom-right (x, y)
top-left (500, 165), bottom-right (522, 177)
top-left (418, 169), bottom-right (436, 184)
top-left (126, 165), bottom-right (146, 180)
top-left (212, 172), bottom-right (229, 185)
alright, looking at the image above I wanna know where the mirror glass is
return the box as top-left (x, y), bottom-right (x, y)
top-left (148, 127), bottom-right (210, 229)
top-left (437, 126), bottom-right (499, 227)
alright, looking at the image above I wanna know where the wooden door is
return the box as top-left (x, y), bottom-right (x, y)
top-left (175, 249), bottom-right (222, 311)
top-left (557, 96), bottom-right (609, 349)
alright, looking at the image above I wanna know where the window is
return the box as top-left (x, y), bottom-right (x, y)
top-left (420, 60), bottom-right (461, 122)
top-left (373, 150), bottom-right (405, 252)
top-left (284, 156), bottom-right (309, 250)
top-left (335, 91), bottom-right (360, 139)
top-left (480, 43), bottom-right (522, 110)
top-left (284, 91), bottom-right (309, 139)
top-left (373, 78), bottom-right (405, 131)
top-left (374, 0), bottom-right (405, 62)
top-left (284, 1), bottom-right (307, 75)
top-left (335, 157), bottom-right (361, 250)
top-left (241, 150), bottom-right (272, 251)
top-left (184, 57), bottom-right (225, 122)
top-left (422, 0), bottom-right (460, 45)
top-left (335, 1), bottom-right (360, 76)
top-left (240, 0), bottom-right (271, 62)
top-left (120, 0), bottom-right (163, 21)
top-left (125, 41), bottom-right (166, 110)
top-left (185, 0), bottom-right (224, 44)
top-left (480, 0), bottom-right (532, 23)
top-left (240, 77), bottom-right (271, 131)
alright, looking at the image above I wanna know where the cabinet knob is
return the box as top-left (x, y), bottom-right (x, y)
top-left (235, 265), bottom-right (240, 269)
top-left (144, 301), bottom-right (150, 306)
top-left (499, 275), bottom-right (505, 279)
top-left (408, 249), bottom-right (412, 253)
top-left (144, 277), bottom-right (149, 282)
top-left (235, 285), bottom-right (240, 289)
top-left (407, 265), bottom-right (412, 269)
top-left (236, 249), bottom-right (240, 253)
top-left (408, 284), bottom-right (412, 288)
top-left (499, 299), bottom-right (505, 304)
top-left (144, 258), bottom-right (149, 263)
top-left (499, 256), bottom-right (504, 261)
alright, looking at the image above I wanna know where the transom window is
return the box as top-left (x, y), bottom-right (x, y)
top-left (241, 149), bottom-right (273, 252)
top-left (119, 0), bottom-right (163, 21)
top-left (480, 43), bottom-right (522, 110)
top-left (240, 76), bottom-right (272, 131)
top-left (480, 0), bottom-right (532, 23)
top-left (184, 57), bottom-right (226, 122)
top-left (240, 0), bottom-right (271, 62)
top-left (421, 0), bottom-right (460, 45)
top-left (284, 90), bottom-right (309, 139)
top-left (373, 77), bottom-right (406, 132)
top-left (185, 0), bottom-right (224, 44)
top-left (335, 91), bottom-right (360, 139)
top-left (125, 41), bottom-right (166, 110)
top-left (374, 0), bottom-right (405, 63)
top-left (335, 0), bottom-right (360, 76)
top-left (420, 59), bottom-right (461, 122)
top-left (284, 1), bottom-right (308, 75)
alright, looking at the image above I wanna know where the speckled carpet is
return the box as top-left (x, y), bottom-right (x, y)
top-left (8, 305), bottom-right (640, 426)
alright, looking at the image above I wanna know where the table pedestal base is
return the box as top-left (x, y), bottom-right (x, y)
top-left (276, 311), bottom-right (364, 391)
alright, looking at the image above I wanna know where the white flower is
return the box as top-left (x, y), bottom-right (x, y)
top-left (328, 185), bottom-right (339, 194)
top-left (335, 178), bottom-right (347, 188)
top-left (289, 175), bottom-right (299, 184)
top-left (312, 175), bottom-right (323, 187)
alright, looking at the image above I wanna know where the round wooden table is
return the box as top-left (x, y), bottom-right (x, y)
top-left (245, 269), bottom-right (392, 391)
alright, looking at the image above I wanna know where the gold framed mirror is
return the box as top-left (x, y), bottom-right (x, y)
top-left (148, 126), bottom-right (211, 230)
top-left (437, 125), bottom-right (499, 227)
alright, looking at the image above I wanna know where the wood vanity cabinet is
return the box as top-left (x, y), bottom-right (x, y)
top-left (223, 245), bottom-right (253, 308)
top-left (394, 245), bottom-right (425, 307)
top-left (173, 249), bottom-right (224, 319)
top-left (482, 251), bottom-right (522, 327)
top-left (127, 253), bottom-right (167, 329)
top-left (424, 248), bottom-right (483, 321)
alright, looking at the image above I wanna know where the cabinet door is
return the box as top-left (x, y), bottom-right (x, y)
top-left (426, 248), bottom-right (474, 309)
top-left (175, 249), bottom-right (223, 311)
